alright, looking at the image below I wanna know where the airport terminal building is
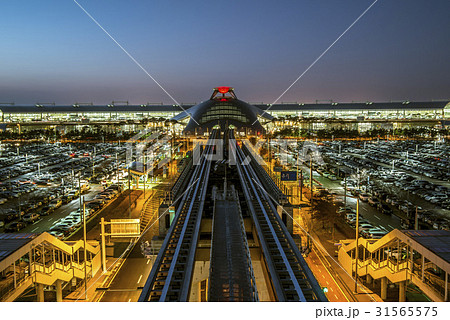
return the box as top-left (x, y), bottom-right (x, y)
top-left (0, 89), bottom-right (449, 133)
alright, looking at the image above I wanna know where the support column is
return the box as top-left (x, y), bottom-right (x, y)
top-left (101, 218), bottom-right (107, 273)
top-left (55, 280), bottom-right (63, 302)
top-left (421, 255), bottom-right (425, 281)
top-left (381, 277), bottom-right (388, 300)
top-left (37, 283), bottom-right (45, 302)
top-left (445, 272), bottom-right (448, 302)
top-left (366, 274), bottom-right (373, 285)
top-left (399, 281), bottom-right (406, 302)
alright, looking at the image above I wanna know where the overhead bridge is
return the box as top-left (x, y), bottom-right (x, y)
top-left (139, 129), bottom-right (326, 302)
top-left (338, 229), bottom-right (450, 302)
top-left (0, 232), bottom-right (101, 302)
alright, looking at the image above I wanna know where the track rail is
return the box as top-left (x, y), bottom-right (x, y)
top-left (230, 130), bottom-right (326, 301)
top-left (139, 130), bottom-right (218, 301)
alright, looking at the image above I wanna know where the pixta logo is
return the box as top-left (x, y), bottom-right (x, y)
top-left (126, 129), bottom-right (171, 176)
top-left (191, 138), bottom-right (324, 167)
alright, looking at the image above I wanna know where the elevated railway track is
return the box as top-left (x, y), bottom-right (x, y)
top-left (139, 129), bottom-right (326, 302)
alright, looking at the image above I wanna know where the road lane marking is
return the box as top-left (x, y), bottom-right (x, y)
top-left (31, 227), bottom-right (39, 232)
top-left (388, 224), bottom-right (394, 230)
top-left (128, 298), bottom-right (131, 302)
top-left (326, 281), bottom-right (329, 285)
top-left (313, 247), bottom-right (350, 302)
top-left (322, 275), bottom-right (325, 278)
top-left (137, 274), bottom-right (142, 283)
top-left (147, 259), bottom-right (150, 265)
top-left (335, 294), bottom-right (339, 300)
top-left (374, 215), bottom-right (381, 220)
top-left (48, 218), bottom-right (53, 222)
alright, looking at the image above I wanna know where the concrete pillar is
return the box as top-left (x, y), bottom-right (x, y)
top-left (55, 280), bottom-right (63, 302)
top-left (399, 281), bottom-right (406, 302)
top-left (445, 272), bottom-right (448, 302)
top-left (13, 261), bottom-right (17, 288)
top-left (366, 274), bottom-right (373, 285)
top-left (37, 283), bottom-right (45, 302)
top-left (381, 277), bottom-right (388, 300)
top-left (421, 255), bottom-right (425, 281)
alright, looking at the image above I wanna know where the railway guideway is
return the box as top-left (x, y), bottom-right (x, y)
top-left (139, 129), bottom-right (219, 301)
top-left (230, 130), bottom-right (326, 301)
top-left (139, 129), bottom-right (326, 302)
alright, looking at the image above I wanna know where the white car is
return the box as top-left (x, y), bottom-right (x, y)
top-left (48, 230), bottom-right (65, 239)
top-left (358, 223), bottom-right (374, 232)
top-left (359, 193), bottom-right (370, 202)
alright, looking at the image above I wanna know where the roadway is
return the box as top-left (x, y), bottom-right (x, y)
top-left (99, 191), bottom-right (160, 302)
top-left (305, 247), bottom-right (349, 302)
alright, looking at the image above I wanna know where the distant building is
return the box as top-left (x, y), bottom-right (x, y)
top-left (0, 95), bottom-right (448, 133)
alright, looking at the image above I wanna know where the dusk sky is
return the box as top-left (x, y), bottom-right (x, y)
top-left (1, 0), bottom-right (449, 105)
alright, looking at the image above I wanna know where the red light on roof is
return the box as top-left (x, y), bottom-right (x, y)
top-left (217, 86), bottom-right (231, 94)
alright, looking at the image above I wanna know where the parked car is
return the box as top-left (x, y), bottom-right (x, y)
top-left (378, 203), bottom-right (392, 215)
top-left (368, 197), bottom-right (379, 207)
top-left (359, 193), bottom-right (370, 202)
top-left (49, 199), bottom-right (62, 209)
top-left (5, 221), bottom-right (27, 232)
top-left (23, 213), bottom-right (40, 223)
top-left (369, 230), bottom-right (388, 239)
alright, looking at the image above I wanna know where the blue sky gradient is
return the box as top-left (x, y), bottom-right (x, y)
top-left (1, 0), bottom-right (449, 104)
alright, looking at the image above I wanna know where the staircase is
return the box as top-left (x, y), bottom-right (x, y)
top-left (140, 188), bottom-right (164, 233)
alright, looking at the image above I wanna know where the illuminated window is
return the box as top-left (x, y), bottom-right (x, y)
top-left (199, 103), bottom-right (249, 124)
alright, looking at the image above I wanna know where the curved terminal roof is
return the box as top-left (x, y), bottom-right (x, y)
top-left (171, 87), bottom-right (273, 134)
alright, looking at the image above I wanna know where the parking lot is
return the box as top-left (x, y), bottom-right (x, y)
top-left (283, 139), bottom-right (450, 239)
top-left (0, 142), bottom-right (128, 237)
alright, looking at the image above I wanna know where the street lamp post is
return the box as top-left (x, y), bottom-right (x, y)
top-left (354, 198), bottom-right (360, 293)
top-left (92, 147), bottom-right (96, 178)
top-left (82, 197), bottom-right (88, 300)
top-left (116, 153), bottom-right (119, 187)
top-left (128, 167), bottom-right (132, 218)
top-left (310, 158), bottom-right (313, 206)
top-left (143, 154), bottom-right (146, 198)
top-left (344, 176), bottom-right (347, 208)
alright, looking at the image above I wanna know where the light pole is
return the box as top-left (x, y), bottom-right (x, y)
top-left (143, 153), bottom-right (146, 198)
top-left (78, 172), bottom-right (82, 221)
top-left (128, 167), bottom-right (132, 218)
top-left (92, 146), bottom-right (96, 178)
top-left (354, 197), bottom-right (360, 293)
top-left (344, 175), bottom-right (347, 208)
top-left (82, 197), bottom-right (88, 300)
top-left (343, 193), bottom-right (361, 293)
top-left (310, 158), bottom-right (313, 206)
top-left (116, 152), bottom-right (119, 187)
